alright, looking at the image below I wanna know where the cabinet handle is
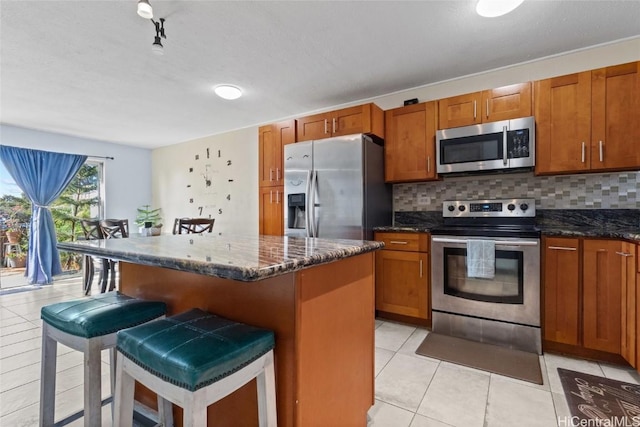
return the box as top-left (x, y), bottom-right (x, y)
top-left (486, 99), bottom-right (489, 118)
top-left (324, 119), bottom-right (328, 134)
top-left (333, 118), bottom-right (337, 133)
top-left (548, 246), bottom-right (577, 251)
top-left (269, 169), bottom-right (273, 181)
top-left (427, 156), bottom-right (431, 173)
top-left (616, 251), bottom-right (633, 257)
top-left (276, 191), bottom-right (280, 204)
top-left (581, 142), bottom-right (585, 163)
top-left (473, 100), bottom-right (477, 120)
top-left (419, 259), bottom-right (423, 278)
top-left (389, 240), bottom-right (409, 245)
top-left (276, 168), bottom-right (280, 181)
top-left (270, 190), bottom-right (273, 203)
top-left (599, 140), bottom-right (603, 162)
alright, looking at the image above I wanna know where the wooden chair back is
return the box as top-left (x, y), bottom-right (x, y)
top-left (173, 218), bottom-right (215, 235)
top-left (100, 219), bottom-right (129, 238)
top-left (81, 219), bottom-right (104, 240)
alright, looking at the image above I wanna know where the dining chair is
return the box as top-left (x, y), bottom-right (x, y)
top-left (173, 218), bottom-right (215, 235)
top-left (99, 219), bottom-right (129, 292)
top-left (80, 219), bottom-right (109, 296)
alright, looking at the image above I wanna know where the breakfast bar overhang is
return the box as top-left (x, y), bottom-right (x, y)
top-left (58, 234), bottom-right (384, 427)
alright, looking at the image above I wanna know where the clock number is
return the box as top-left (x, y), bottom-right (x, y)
top-left (218, 150), bottom-right (221, 158)
top-left (189, 198), bottom-right (194, 203)
top-left (195, 154), bottom-right (199, 160)
top-left (198, 206), bottom-right (203, 215)
top-left (227, 160), bottom-right (232, 166)
top-left (189, 167), bottom-right (193, 173)
top-left (206, 148), bottom-right (210, 159)
top-left (226, 194), bottom-right (231, 201)
top-left (218, 208), bottom-right (223, 214)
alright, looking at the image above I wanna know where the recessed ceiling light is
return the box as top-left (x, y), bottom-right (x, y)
top-left (214, 85), bottom-right (243, 100)
top-left (137, 0), bottom-right (153, 19)
top-left (476, 0), bottom-right (524, 17)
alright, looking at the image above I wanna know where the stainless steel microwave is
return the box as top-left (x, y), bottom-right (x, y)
top-left (436, 116), bottom-right (535, 174)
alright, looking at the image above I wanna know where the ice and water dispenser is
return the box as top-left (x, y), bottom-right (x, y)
top-left (287, 193), bottom-right (306, 229)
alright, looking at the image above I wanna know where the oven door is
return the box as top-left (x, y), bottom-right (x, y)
top-left (431, 235), bottom-right (540, 327)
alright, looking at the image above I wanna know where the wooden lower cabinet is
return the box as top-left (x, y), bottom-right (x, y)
top-left (543, 237), bottom-right (580, 345)
top-left (259, 186), bottom-right (283, 235)
top-left (374, 232), bottom-right (430, 321)
top-left (544, 237), bottom-right (638, 371)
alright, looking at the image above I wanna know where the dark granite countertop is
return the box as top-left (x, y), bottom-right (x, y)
top-left (58, 234), bottom-right (384, 282)
top-left (374, 209), bottom-right (640, 243)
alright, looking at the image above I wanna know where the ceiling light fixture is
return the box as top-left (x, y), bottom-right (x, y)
top-left (137, 0), bottom-right (153, 19)
top-left (150, 18), bottom-right (166, 56)
top-left (214, 85), bottom-right (243, 100)
top-left (476, 0), bottom-right (524, 17)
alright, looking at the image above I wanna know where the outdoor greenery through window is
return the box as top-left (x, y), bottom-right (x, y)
top-left (0, 161), bottom-right (103, 282)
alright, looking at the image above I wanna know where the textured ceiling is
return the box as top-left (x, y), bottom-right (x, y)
top-left (1, 1), bottom-right (639, 149)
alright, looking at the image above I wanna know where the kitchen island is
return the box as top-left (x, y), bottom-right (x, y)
top-left (58, 234), bottom-right (384, 427)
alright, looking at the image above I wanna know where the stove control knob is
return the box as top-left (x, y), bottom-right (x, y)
top-left (520, 203), bottom-right (529, 211)
top-left (507, 203), bottom-right (516, 211)
top-left (458, 205), bottom-right (466, 212)
top-left (447, 205), bottom-right (455, 212)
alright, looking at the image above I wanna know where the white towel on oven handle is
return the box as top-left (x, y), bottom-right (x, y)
top-left (467, 239), bottom-right (495, 279)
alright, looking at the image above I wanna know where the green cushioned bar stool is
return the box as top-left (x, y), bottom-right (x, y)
top-left (114, 308), bottom-right (277, 427)
top-left (39, 291), bottom-right (167, 427)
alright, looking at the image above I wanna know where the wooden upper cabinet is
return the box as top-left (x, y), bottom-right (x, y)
top-left (384, 101), bottom-right (437, 183)
top-left (258, 120), bottom-right (296, 188)
top-left (535, 72), bottom-right (592, 175)
top-left (296, 103), bottom-right (384, 142)
top-left (535, 61), bottom-right (640, 175)
top-left (438, 83), bottom-right (532, 129)
top-left (591, 62), bottom-right (640, 171)
top-left (583, 240), bottom-right (622, 354)
top-left (543, 237), bottom-right (581, 346)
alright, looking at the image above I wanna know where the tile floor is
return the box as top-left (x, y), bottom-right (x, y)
top-left (2, 277), bottom-right (639, 426)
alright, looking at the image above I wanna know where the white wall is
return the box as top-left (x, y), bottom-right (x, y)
top-left (152, 38), bottom-right (640, 235)
top-left (152, 126), bottom-right (258, 236)
top-left (0, 124), bottom-right (152, 226)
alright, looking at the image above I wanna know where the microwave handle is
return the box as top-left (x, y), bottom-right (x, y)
top-left (502, 126), bottom-right (508, 166)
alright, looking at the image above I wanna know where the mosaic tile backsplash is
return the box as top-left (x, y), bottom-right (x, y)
top-left (394, 171), bottom-right (640, 211)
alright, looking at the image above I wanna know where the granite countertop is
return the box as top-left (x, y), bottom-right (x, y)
top-left (58, 234), bottom-right (384, 282)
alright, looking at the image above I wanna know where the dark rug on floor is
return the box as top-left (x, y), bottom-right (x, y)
top-left (415, 332), bottom-right (542, 384)
top-left (558, 368), bottom-right (640, 425)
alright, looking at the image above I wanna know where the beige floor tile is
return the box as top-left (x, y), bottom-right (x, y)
top-left (0, 347), bottom-right (41, 375)
top-left (397, 328), bottom-right (429, 357)
top-left (551, 391), bottom-right (571, 426)
top-left (599, 362), bottom-right (640, 384)
top-left (544, 353), bottom-right (604, 394)
top-left (0, 336), bottom-right (40, 359)
top-left (375, 347), bottom-right (395, 377)
top-left (487, 354), bottom-right (551, 392)
top-left (484, 376), bottom-right (557, 427)
top-left (0, 315), bottom-right (31, 328)
top-left (376, 352), bottom-right (438, 411)
top-left (410, 414), bottom-right (455, 427)
top-left (368, 399), bottom-right (414, 427)
top-left (417, 363), bottom-right (489, 427)
top-left (0, 328), bottom-right (41, 347)
top-left (375, 321), bottom-right (416, 352)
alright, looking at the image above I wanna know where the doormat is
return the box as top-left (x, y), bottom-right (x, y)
top-left (558, 368), bottom-right (640, 425)
top-left (415, 332), bottom-right (542, 384)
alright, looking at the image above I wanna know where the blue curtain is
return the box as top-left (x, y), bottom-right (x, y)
top-left (0, 146), bottom-right (87, 284)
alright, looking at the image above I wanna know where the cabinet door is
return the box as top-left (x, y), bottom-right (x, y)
top-left (637, 243), bottom-right (640, 373)
top-left (375, 250), bottom-right (428, 319)
top-left (384, 102), bottom-right (437, 182)
top-left (332, 105), bottom-right (366, 137)
top-left (258, 186), bottom-right (283, 235)
top-left (543, 237), bottom-right (580, 345)
top-left (438, 92), bottom-right (481, 129)
top-left (482, 82), bottom-right (532, 122)
top-left (534, 72), bottom-right (592, 175)
top-left (297, 113), bottom-right (330, 142)
top-left (620, 241), bottom-right (636, 367)
top-left (591, 62), bottom-right (640, 171)
top-left (258, 124), bottom-right (279, 187)
top-left (583, 240), bottom-right (622, 353)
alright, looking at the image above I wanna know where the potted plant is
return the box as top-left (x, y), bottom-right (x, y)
top-left (6, 251), bottom-right (26, 268)
top-left (135, 205), bottom-right (163, 236)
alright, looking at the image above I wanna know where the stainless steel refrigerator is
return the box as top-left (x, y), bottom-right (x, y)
top-left (284, 133), bottom-right (391, 240)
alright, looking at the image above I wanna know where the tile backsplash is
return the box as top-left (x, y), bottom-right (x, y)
top-left (394, 171), bottom-right (640, 211)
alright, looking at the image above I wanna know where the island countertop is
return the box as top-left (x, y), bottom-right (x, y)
top-left (57, 234), bottom-right (384, 282)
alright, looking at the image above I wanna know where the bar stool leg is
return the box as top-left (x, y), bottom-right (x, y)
top-left (114, 353), bottom-right (135, 427)
top-left (84, 339), bottom-right (103, 427)
top-left (256, 351), bottom-right (277, 427)
top-left (157, 396), bottom-right (174, 426)
top-left (183, 399), bottom-right (207, 427)
top-left (39, 323), bottom-right (57, 427)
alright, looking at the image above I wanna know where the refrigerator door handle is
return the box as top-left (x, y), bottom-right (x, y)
top-left (304, 170), bottom-right (312, 237)
top-left (309, 170), bottom-right (318, 237)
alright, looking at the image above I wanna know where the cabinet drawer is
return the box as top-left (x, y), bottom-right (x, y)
top-left (374, 232), bottom-right (429, 252)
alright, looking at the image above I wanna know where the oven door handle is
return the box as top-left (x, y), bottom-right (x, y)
top-left (431, 237), bottom-right (538, 247)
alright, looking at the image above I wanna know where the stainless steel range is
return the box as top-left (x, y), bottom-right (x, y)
top-left (430, 198), bottom-right (541, 354)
